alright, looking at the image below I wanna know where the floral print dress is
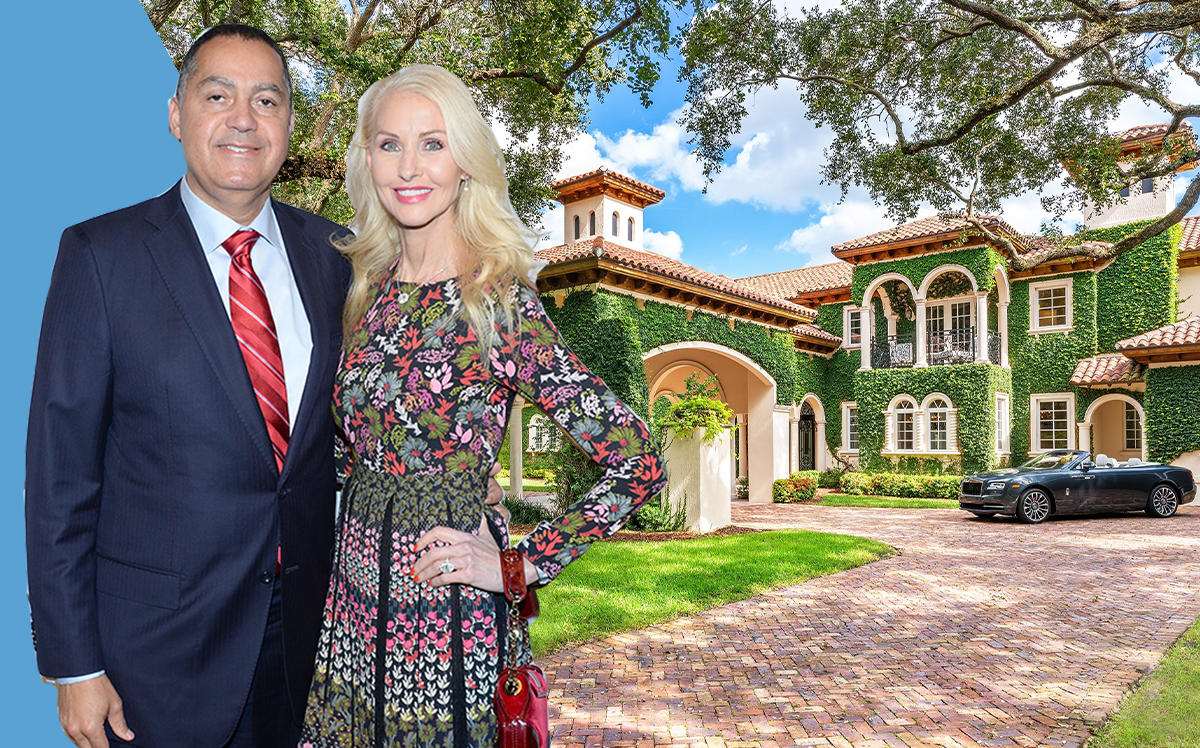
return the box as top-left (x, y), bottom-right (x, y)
top-left (300, 273), bottom-right (667, 747)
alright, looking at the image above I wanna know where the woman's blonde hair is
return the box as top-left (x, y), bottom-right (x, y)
top-left (338, 64), bottom-right (539, 348)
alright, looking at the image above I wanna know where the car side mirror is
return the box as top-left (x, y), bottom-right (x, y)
top-left (1080, 460), bottom-right (1095, 471)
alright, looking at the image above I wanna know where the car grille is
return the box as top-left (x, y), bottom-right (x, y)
top-left (961, 480), bottom-right (983, 496)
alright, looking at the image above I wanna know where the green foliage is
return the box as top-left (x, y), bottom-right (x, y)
top-left (678, 0), bottom-right (1200, 232)
top-left (657, 374), bottom-right (734, 443)
top-left (503, 496), bottom-right (555, 525)
top-left (855, 364), bottom-right (1011, 474)
top-left (772, 472), bottom-right (819, 503)
top-left (735, 476), bottom-right (749, 500)
top-left (818, 468), bottom-right (844, 488)
top-left (838, 472), bottom-right (961, 499)
top-left (1145, 366), bottom-right (1200, 464)
top-left (549, 447), bottom-right (604, 517)
top-left (1089, 220), bottom-right (1181, 351)
top-left (625, 491), bottom-right (688, 532)
top-left (151, 0), bottom-right (690, 222)
top-left (1008, 272), bottom-right (1098, 461)
top-left (820, 495), bottom-right (958, 509)
top-left (850, 246), bottom-right (1004, 305)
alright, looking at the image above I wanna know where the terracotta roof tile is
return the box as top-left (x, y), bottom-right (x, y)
top-left (738, 262), bottom-right (853, 299)
top-left (832, 214), bottom-right (1022, 254)
top-left (1111, 122), bottom-right (1195, 144)
top-left (1116, 318), bottom-right (1200, 350)
top-left (1069, 353), bottom-right (1145, 386)
top-left (536, 238), bottom-right (817, 318)
top-left (551, 168), bottom-right (665, 201)
top-left (1180, 215), bottom-right (1200, 252)
top-left (790, 323), bottom-right (841, 345)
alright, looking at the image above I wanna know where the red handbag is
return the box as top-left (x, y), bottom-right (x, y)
top-left (495, 548), bottom-right (550, 748)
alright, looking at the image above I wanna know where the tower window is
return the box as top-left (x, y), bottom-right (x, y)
top-left (573, 215), bottom-right (580, 240)
top-left (627, 217), bottom-right (634, 241)
top-left (589, 211), bottom-right (595, 235)
top-left (612, 211), bottom-right (618, 236)
top-left (1142, 177), bottom-right (1154, 194)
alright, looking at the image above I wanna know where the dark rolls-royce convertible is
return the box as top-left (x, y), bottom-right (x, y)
top-left (960, 450), bottom-right (1197, 524)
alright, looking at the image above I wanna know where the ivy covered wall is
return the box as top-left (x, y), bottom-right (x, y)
top-left (542, 288), bottom-right (800, 414)
top-left (1007, 271), bottom-right (1099, 461)
top-left (854, 364), bottom-right (1010, 474)
top-left (1090, 220), bottom-right (1181, 352)
top-left (851, 246), bottom-right (1005, 305)
top-left (1145, 365), bottom-right (1200, 463)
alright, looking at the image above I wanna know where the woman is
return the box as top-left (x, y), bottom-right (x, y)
top-left (300, 65), bottom-right (667, 747)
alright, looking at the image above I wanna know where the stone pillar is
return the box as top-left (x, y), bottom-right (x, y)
top-left (508, 398), bottom-right (524, 501)
top-left (914, 299), bottom-right (928, 367)
top-left (974, 292), bottom-right (990, 364)
top-left (998, 302), bottom-right (1010, 368)
top-left (816, 418), bottom-right (827, 472)
top-left (1077, 422), bottom-right (1092, 454)
top-left (861, 301), bottom-right (874, 370)
top-left (664, 428), bottom-right (732, 532)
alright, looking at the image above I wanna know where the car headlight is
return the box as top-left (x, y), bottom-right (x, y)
top-left (986, 480), bottom-right (1007, 492)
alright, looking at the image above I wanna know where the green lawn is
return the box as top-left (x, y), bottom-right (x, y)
top-left (528, 530), bottom-right (892, 657)
top-left (1089, 618), bottom-right (1200, 747)
top-left (819, 494), bottom-right (959, 509)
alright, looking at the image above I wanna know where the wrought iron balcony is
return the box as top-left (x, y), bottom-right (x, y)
top-left (870, 328), bottom-right (1003, 369)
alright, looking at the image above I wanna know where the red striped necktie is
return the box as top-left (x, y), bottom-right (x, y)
top-left (223, 229), bottom-right (289, 473)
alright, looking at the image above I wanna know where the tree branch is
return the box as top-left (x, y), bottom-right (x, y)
top-left (466, 6), bottom-right (643, 94)
top-left (146, 0), bottom-right (185, 30)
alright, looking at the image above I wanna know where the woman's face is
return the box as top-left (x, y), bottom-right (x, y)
top-left (366, 89), bottom-right (468, 247)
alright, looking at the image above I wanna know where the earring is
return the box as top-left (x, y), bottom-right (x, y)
top-left (460, 176), bottom-right (471, 192)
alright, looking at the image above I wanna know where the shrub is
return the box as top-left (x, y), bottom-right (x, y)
top-left (735, 477), bottom-right (749, 500)
top-left (837, 472), bottom-right (961, 499)
top-left (626, 489), bottom-right (688, 532)
top-left (818, 468), bottom-right (843, 488)
top-left (773, 473), bottom-right (818, 503)
top-left (522, 467), bottom-right (555, 481)
top-left (503, 496), bottom-right (554, 525)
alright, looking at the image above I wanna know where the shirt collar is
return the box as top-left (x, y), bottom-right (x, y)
top-left (179, 176), bottom-right (286, 258)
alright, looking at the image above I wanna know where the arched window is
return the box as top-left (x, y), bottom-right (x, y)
top-left (528, 414), bottom-right (562, 452)
top-left (573, 215), bottom-right (580, 240)
top-left (895, 400), bottom-right (915, 450)
top-left (612, 211), bottom-right (619, 236)
top-left (927, 398), bottom-right (949, 451)
top-left (588, 211), bottom-right (595, 235)
top-left (627, 217), bottom-right (634, 241)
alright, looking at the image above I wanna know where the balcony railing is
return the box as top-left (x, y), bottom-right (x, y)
top-left (870, 328), bottom-right (1002, 369)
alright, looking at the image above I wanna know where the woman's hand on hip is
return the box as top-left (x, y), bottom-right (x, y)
top-left (413, 518), bottom-right (505, 592)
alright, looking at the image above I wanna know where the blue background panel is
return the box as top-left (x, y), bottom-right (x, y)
top-left (0, 1), bottom-right (182, 740)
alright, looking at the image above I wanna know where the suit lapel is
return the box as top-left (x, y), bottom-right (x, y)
top-left (275, 204), bottom-right (335, 484)
top-left (142, 184), bottom-right (278, 473)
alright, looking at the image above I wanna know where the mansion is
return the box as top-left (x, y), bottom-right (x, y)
top-left (507, 124), bottom-right (1200, 504)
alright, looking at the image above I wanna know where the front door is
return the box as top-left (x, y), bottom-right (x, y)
top-left (798, 403), bottom-right (816, 471)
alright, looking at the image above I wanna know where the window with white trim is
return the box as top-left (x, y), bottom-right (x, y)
top-left (1031, 393), bottom-right (1075, 451)
top-left (995, 393), bottom-right (1010, 454)
top-left (843, 307), bottom-right (862, 348)
top-left (1125, 402), bottom-right (1142, 451)
top-left (895, 401), bottom-right (915, 450)
top-left (1029, 278), bottom-right (1073, 333)
top-left (528, 414), bottom-right (562, 452)
top-left (611, 211), bottom-right (619, 236)
top-left (1142, 177), bottom-right (1154, 194)
top-left (627, 217), bottom-right (634, 241)
top-left (841, 402), bottom-right (858, 453)
top-left (927, 398), bottom-right (949, 451)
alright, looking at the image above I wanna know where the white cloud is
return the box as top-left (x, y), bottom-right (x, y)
top-left (775, 199), bottom-right (895, 259)
top-left (731, 244), bottom-right (748, 257)
top-left (643, 229), bottom-right (684, 259)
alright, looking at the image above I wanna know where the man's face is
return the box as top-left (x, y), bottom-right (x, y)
top-left (168, 36), bottom-right (294, 219)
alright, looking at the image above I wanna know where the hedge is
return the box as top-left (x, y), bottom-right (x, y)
top-left (838, 472), bottom-right (961, 499)
top-left (851, 245), bottom-right (1005, 305)
top-left (1145, 365), bottom-right (1200, 464)
top-left (773, 471), bottom-right (819, 503)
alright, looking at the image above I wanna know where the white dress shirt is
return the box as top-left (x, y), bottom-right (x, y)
top-left (46, 179), bottom-right (314, 685)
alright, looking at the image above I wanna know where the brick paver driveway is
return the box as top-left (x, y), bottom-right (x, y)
top-left (541, 503), bottom-right (1200, 747)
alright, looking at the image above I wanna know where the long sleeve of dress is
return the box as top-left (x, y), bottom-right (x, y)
top-left (489, 285), bottom-right (668, 581)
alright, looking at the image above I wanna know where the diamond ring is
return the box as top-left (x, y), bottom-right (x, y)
top-left (438, 559), bottom-right (456, 575)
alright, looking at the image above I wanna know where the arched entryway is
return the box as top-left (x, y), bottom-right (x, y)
top-left (643, 342), bottom-right (778, 503)
top-left (797, 402), bottom-right (816, 471)
top-left (1082, 394), bottom-right (1145, 462)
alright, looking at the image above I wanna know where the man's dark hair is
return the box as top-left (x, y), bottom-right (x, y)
top-left (175, 24), bottom-right (293, 105)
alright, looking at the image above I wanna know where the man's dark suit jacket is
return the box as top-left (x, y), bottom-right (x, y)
top-left (26, 183), bottom-right (350, 747)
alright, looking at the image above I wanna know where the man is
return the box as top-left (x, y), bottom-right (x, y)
top-left (27, 24), bottom-right (504, 748)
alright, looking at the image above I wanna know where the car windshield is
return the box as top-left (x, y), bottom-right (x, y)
top-left (1018, 451), bottom-right (1078, 470)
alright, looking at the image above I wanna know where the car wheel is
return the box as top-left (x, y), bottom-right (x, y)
top-left (968, 511), bottom-right (997, 518)
top-left (1146, 484), bottom-right (1180, 518)
top-left (1016, 488), bottom-right (1052, 524)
